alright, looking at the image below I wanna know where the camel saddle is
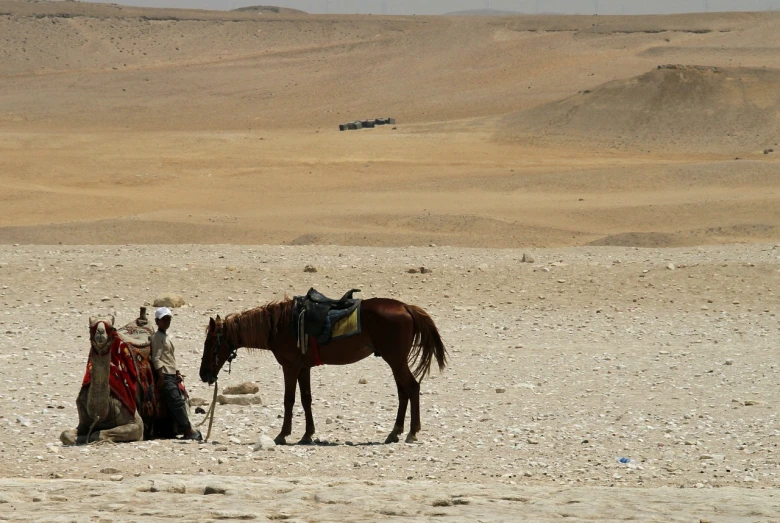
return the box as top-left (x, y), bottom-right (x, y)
top-left (292, 288), bottom-right (361, 350)
top-left (116, 308), bottom-right (188, 428)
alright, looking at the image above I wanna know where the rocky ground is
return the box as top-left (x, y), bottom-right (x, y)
top-left (1, 243), bottom-right (779, 521)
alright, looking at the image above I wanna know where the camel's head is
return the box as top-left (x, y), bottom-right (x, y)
top-left (89, 315), bottom-right (116, 354)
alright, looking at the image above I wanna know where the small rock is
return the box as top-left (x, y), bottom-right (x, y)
top-left (744, 400), bottom-right (758, 406)
top-left (253, 435), bottom-right (277, 451)
top-left (304, 265), bottom-right (318, 273)
top-left (109, 475), bottom-right (124, 482)
top-left (407, 268), bottom-right (420, 274)
top-left (724, 359), bottom-right (733, 366)
top-left (496, 388), bottom-right (506, 393)
top-left (326, 417), bottom-right (333, 424)
top-left (100, 467), bottom-right (121, 474)
top-left (420, 267), bottom-right (432, 274)
top-left (217, 394), bottom-right (263, 406)
top-left (521, 253), bottom-right (535, 263)
top-left (190, 397), bottom-right (210, 407)
top-left (204, 486), bottom-right (227, 495)
top-left (222, 382), bottom-right (259, 395)
top-left (666, 263), bottom-right (675, 270)
top-left (153, 294), bottom-right (185, 308)
top-left (358, 378), bottom-right (368, 385)
top-left (16, 415), bottom-right (31, 427)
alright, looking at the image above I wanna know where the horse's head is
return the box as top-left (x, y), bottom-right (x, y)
top-left (89, 315), bottom-right (116, 356)
top-left (200, 315), bottom-right (235, 385)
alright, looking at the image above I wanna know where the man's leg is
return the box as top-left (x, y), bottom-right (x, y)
top-left (162, 375), bottom-right (197, 437)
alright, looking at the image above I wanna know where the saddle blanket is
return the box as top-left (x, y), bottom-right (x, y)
top-left (82, 337), bottom-right (138, 414)
top-left (331, 307), bottom-right (360, 340)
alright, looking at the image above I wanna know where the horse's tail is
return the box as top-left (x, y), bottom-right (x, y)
top-left (405, 305), bottom-right (448, 382)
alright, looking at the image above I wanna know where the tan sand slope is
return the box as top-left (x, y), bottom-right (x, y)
top-left (0, 2), bottom-right (779, 247)
top-left (500, 64), bottom-right (780, 154)
top-left (232, 5), bottom-right (308, 15)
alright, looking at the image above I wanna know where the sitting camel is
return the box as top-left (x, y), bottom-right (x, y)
top-left (61, 311), bottom-right (191, 445)
top-left (60, 316), bottom-right (144, 445)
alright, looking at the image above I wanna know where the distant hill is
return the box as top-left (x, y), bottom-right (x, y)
top-left (232, 5), bottom-right (307, 15)
top-left (500, 65), bottom-right (780, 154)
top-left (445, 9), bottom-right (524, 16)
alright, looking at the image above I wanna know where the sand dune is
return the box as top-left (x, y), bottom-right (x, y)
top-left (0, 1), bottom-right (779, 247)
top-left (501, 64), bottom-right (780, 154)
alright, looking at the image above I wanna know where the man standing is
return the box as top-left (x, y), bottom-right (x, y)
top-left (151, 307), bottom-right (202, 441)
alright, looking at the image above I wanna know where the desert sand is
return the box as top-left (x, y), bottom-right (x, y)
top-left (0, 1), bottom-right (779, 521)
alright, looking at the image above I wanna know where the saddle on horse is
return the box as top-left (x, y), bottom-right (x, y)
top-left (292, 288), bottom-right (361, 352)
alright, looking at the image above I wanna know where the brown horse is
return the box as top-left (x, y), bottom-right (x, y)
top-left (200, 298), bottom-right (447, 445)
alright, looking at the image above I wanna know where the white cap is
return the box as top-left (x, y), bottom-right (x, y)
top-left (155, 307), bottom-right (172, 320)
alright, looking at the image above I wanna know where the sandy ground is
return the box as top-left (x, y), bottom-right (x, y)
top-left (1, 244), bottom-right (779, 521)
top-left (2, 1), bottom-right (780, 520)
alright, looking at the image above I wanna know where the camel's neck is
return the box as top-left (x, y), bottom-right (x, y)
top-left (86, 348), bottom-right (111, 421)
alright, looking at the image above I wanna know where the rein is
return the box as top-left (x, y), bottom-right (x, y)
top-left (199, 321), bottom-right (240, 443)
top-left (196, 379), bottom-right (219, 442)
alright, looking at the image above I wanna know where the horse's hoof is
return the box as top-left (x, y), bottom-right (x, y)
top-left (274, 435), bottom-right (287, 445)
top-left (385, 433), bottom-right (400, 444)
top-left (298, 436), bottom-right (314, 445)
top-left (405, 433), bottom-right (418, 444)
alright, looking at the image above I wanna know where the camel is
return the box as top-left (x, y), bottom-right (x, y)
top-left (60, 316), bottom-right (144, 445)
top-left (60, 310), bottom-right (191, 445)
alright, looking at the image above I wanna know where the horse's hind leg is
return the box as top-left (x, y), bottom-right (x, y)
top-left (405, 376), bottom-right (421, 443)
top-left (297, 366), bottom-right (315, 444)
top-left (385, 379), bottom-right (408, 444)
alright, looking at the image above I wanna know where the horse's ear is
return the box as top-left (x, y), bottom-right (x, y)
top-left (89, 316), bottom-right (94, 326)
top-left (110, 315), bottom-right (115, 326)
top-left (216, 314), bottom-right (221, 321)
top-left (208, 317), bottom-right (216, 331)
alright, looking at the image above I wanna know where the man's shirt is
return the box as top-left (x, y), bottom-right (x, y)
top-left (151, 330), bottom-right (178, 375)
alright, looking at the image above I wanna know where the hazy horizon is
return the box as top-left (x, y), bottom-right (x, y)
top-left (80, 0), bottom-right (780, 15)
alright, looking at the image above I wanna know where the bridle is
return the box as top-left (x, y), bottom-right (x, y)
top-left (90, 320), bottom-right (115, 356)
top-left (209, 322), bottom-right (239, 378)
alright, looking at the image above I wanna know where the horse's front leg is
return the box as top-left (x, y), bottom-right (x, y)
top-left (275, 366), bottom-right (298, 445)
top-left (297, 366), bottom-right (315, 444)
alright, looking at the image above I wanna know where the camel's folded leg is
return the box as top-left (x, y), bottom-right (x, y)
top-left (62, 411), bottom-right (145, 445)
top-left (91, 410), bottom-right (144, 443)
top-left (60, 429), bottom-right (79, 446)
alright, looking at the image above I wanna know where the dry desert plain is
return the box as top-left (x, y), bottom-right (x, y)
top-left (1, 1), bottom-right (780, 521)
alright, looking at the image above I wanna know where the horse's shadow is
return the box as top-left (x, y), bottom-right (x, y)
top-left (299, 439), bottom-right (385, 447)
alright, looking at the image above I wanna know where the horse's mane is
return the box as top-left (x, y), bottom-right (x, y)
top-left (222, 299), bottom-right (294, 351)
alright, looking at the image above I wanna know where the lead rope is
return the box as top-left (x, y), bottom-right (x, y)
top-left (86, 415), bottom-right (101, 444)
top-left (197, 379), bottom-right (218, 442)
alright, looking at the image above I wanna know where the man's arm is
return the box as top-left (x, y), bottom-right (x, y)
top-left (151, 335), bottom-right (165, 381)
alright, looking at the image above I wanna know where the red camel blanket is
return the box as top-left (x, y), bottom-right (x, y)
top-left (82, 337), bottom-right (138, 414)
